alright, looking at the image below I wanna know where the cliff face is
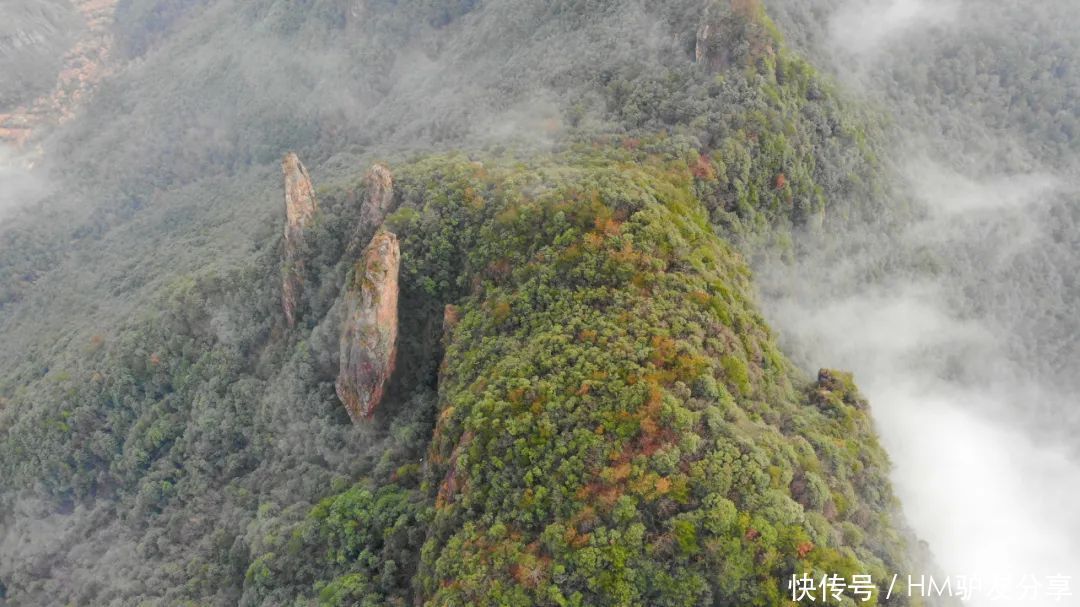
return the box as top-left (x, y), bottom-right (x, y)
top-left (281, 152), bottom-right (319, 328)
top-left (335, 230), bottom-right (400, 423)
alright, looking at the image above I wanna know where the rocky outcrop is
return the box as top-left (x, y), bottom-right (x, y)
top-left (442, 304), bottom-right (460, 346)
top-left (362, 163), bottom-right (394, 229)
top-left (695, 23), bottom-right (711, 65)
top-left (346, 163), bottom-right (396, 255)
top-left (283, 153), bottom-right (318, 230)
top-left (281, 152), bottom-right (319, 328)
top-left (336, 230), bottom-right (400, 422)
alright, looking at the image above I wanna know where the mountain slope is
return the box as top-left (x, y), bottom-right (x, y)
top-left (0, 1), bottom-right (936, 605)
top-left (399, 152), bottom-right (911, 606)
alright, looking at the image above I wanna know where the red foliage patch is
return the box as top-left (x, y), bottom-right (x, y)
top-left (692, 154), bottom-right (716, 180)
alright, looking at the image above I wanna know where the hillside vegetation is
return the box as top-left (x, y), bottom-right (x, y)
top-left (0, 0), bottom-right (940, 605)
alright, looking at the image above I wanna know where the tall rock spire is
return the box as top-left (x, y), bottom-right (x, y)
top-left (335, 229), bottom-right (401, 422)
top-left (346, 163), bottom-right (396, 255)
top-left (281, 152), bottom-right (319, 328)
top-left (362, 163), bottom-right (394, 230)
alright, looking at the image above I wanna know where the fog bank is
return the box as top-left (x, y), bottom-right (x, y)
top-left (761, 3), bottom-right (1080, 601)
top-left (0, 144), bottom-right (49, 224)
top-left (827, 0), bottom-right (958, 58)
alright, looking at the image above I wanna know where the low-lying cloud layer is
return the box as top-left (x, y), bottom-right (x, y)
top-left (0, 144), bottom-right (50, 224)
top-left (763, 4), bottom-right (1080, 596)
top-left (827, 0), bottom-right (958, 57)
top-left (764, 257), bottom-right (1080, 603)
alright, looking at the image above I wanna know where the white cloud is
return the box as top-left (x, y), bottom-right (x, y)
top-left (828, 0), bottom-right (960, 57)
top-left (0, 143), bottom-right (49, 224)
top-left (761, 149), bottom-right (1080, 605)
top-left (905, 158), bottom-right (1062, 217)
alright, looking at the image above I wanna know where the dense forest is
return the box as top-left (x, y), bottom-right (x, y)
top-left (0, 0), bottom-right (1077, 605)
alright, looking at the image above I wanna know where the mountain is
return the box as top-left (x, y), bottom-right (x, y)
top-left (0, 0), bottom-right (117, 146)
top-left (3, 0), bottom-right (1077, 605)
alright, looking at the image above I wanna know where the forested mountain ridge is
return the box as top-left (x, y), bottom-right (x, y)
top-left (0, 0), bottom-right (969, 604)
top-left (0, 0), bottom-right (117, 146)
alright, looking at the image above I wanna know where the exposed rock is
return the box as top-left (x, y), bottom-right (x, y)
top-left (436, 430), bottom-right (473, 509)
top-left (442, 304), bottom-right (460, 346)
top-left (336, 230), bottom-right (401, 422)
top-left (438, 304), bottom-right (461, 382)
top-left (281, 152), bottom-right (319, 328)
top-left (362, 163), bottom-right (394, 229)
top-left (283, 153), bottom-right (318, 234)
top-left (695, 23), bottom-right (711, 65)
top-left (344, 163), bottom-right (396, 256)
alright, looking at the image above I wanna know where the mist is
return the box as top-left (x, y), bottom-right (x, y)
top-left (3, 0), bottom-right (1079, 603)
top-left (760, 1), bottom-right (1080, 603)
top-left (827, 0), bottom-right (958, 58)
top-left (0, 144), bottom-right (50, 225)
top-left (763, 262), bottom-right (1080, 602)
top-left (0, 2), bottom-right (700, 602)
